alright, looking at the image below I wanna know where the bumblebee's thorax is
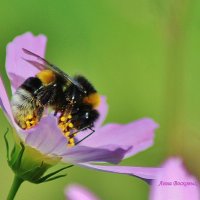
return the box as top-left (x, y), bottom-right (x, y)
top-left (36, 69), bottom-right (56, 86)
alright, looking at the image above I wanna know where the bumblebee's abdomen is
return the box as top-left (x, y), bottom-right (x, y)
top-left (72, 103), bottom-right (99, 126)
top-left (11, 77), bottom-right (43, 129)
top-left (74, 75), bottom-right (96, 95)
top-left (74, 75), bottom-right (101, 108)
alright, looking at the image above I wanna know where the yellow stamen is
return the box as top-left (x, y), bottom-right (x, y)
top-left (68, 123), bottom-right (74, 128)
top-left (69, 138), bottom-right (75, 143)
top-left (60, 116), bottom-right (67, 122)
top-left (59, 124), bottom-right (67, 131)
top-left (58, 113), bottom-right (77, 147)
top-left (67, 143), bottom-right (74, 147)
top-left (67, 138), bottom-right (75, 147)
top-left (27, 115), bottom-right (33, 120)
top-left (64, 131), bottom-right (70, 137)
top-left (68, 114), bottom-right (72, 119)
top-left (25, 121), bottom-right (30, 126)
top-left (30, 120), bottom-right (36, 125)
top-left (23, 114), bottom-right (39, 129)
top-left (25, 121), bottom-right (31, 129)
top-left (21, 124), bottom-right (26, 129)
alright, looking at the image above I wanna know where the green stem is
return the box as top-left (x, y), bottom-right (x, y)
top-left (7, 176), bottom-right (24, 200)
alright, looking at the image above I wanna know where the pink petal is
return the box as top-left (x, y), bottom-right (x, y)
top-left (150, 158), bottom-right (200, 200)
top-left (0, 76), bottom-right (15, 124)
top-left (79, 163), bottom-right (160, 181)
top-left (65, 184), bottom-right (99, 200)
top-left (94, 96), bottom-right (108, 128)
top-left (24, 115), bottom-right (130, 164)
top-left (24, 115), bottom-right (66, 155)
top-left (80, 118), bottom-right (158, 158)
top-left (61, 145), bottom-right (131, 164)
top-left (6, 32), bottom-right (47, 93)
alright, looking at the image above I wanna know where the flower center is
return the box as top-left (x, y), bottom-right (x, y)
top-left (58, 113), bottom-right (76, 147)
top-left (22, 114), bottom-right (38, 129)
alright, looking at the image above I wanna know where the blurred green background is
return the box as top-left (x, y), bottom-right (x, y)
top-left (0, 0), bottom-right (200, 199)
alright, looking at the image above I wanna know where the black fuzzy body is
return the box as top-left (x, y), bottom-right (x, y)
top-left (63, 75), bottom-right (99, 130)
top-left (12, 73), bottom-right (99, 131)
top-left (30, 74), bottom-right (99, 130)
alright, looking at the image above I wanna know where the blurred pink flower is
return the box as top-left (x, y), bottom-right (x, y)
top-left (65, 158), bottom-right (200, 200)
top-left (150, 158), bottom-right (200, 200)
top-left (0, 32), bottom-right (160, 182)
top-left (65, 184), bottom-right (100, 200)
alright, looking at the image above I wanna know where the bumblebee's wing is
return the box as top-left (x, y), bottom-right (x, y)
top-left (22, 48), bottom-right (86, 93)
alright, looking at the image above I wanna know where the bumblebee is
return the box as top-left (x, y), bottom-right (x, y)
top-left (11, 49), bottom-right (100, 147)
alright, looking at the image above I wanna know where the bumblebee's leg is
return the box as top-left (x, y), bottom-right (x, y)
top-left (54, 110), bottom-right (58, 116)
top-left (67, 135), bottom-right (75, 147)
top-left (67, 127), bottom-right (95, 146)
top-left (64, 125), bottom-right (88, 147)
top-left (75, 127), bottom-right (95, 145)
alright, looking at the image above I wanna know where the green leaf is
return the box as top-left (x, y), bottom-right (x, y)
top-left (34, 165), bottom-right (73, 184)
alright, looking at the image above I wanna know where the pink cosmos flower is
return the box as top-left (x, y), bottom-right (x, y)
top-left (150, 158), bottom-right (200, 200)
top-left (65, 158), bottom-right (200, 200)
top-left (0, 32), bottom-right (160, 183)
